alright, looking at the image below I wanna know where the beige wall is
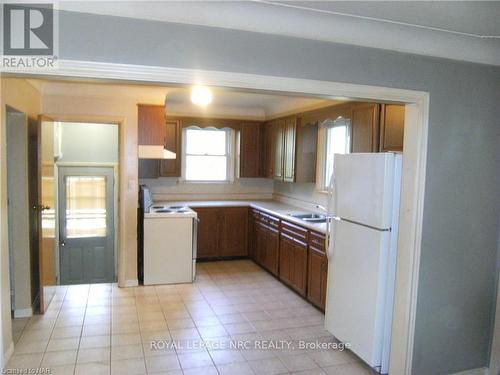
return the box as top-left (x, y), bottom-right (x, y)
top-left (1, 77), bottom-right (41, 366)
top-left (6, 111), bottom-right (32, 315)
top-left (41, 94), bottom-right (138, 287)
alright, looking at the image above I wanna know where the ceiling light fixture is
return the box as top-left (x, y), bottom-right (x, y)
top-left (191, 86), bottom-right (213, 106)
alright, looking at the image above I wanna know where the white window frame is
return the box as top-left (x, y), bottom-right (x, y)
top-left (316, 117), bottom-right (352, 192)
top-left (181, 126), bottom-right (237, 183)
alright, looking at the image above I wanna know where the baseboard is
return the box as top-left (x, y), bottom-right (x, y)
top-left (452, 367), bottom-right (488, 375)
top-left (122, 279), bottom-right (139, 287)
top-left (14, 308), bottom-right (33, 318)
top-left (2, 341), bottom-right (14, 369)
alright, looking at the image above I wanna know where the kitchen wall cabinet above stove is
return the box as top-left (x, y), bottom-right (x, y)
top-left (138, 104), bottom-right (181, 178)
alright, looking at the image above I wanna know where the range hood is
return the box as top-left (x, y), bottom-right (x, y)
top-left (138, 145), bottom-right (176, 159)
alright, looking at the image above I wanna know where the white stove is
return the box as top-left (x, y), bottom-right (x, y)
top-left (143, 203), bottom-right (197, 285)
top-left (146, 204), bottom-right (197, 218)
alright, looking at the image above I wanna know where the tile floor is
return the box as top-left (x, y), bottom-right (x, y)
top-left (6, 260), bottom-right (375, 375)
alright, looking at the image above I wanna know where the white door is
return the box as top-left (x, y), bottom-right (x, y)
top-left (324, 219), bottom-right (391, 369)
top-left (333, 153), bottom-right (395, 229)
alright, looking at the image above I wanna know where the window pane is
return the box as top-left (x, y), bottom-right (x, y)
top-left (65, 176), bottom-right (107, 238)
top-left (324, 119), bottom-right (351, 188)
top-left (186, 128), bottom-right (226, 155)
top-left (186, 155), bottom-right (227, 181)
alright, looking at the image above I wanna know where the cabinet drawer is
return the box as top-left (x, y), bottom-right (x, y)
top-left (260, 212), bottom-right (280, 229)
top-left (281, 220), bottom-right (308, 244)
top-left (250, 208), bottom-right (260, 218)
top-left (309, 231), bottom-right (326, 253)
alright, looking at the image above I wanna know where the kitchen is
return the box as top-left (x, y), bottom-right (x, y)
top-left (1, 3), bottom-right (499, 374)
top-left (136, 83), bottom-right (405, 374)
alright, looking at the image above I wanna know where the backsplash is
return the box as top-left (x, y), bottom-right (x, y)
top-left (273, 181), bottom-right (328, 210)
top-left (140, 177), bottom-right (274, 201)
top-left (140, 177), bottom-right (328, 210)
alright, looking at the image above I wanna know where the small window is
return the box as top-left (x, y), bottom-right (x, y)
top-left (183, 127), bottom-right (234, 182)
top-left (319, 117), bottom-right (351, 190)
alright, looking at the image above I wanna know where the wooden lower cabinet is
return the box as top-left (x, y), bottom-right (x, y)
top-left (248, 209), bottom-right (259, 261)
top-left (255, 220), bottom-right (280, 277)
top-left (265, 226), bottom-right (280, 276)
top-left (194, 208), bottom-right (219, 258)
top-left (279, 233), bottom-right (307, 296)
top-left (194, 207), bottom-right (248, 259)
top-left (307, 231), bottom-right (328, 310)
top-left (219, 207), bottom-right (248, 257)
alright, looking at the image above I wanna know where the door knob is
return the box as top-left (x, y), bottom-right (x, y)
top-left (60, 240), bottom-right (66, 247)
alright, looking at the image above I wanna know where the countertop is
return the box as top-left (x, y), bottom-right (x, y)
top-left (155, 200), bottom-right (328, 234)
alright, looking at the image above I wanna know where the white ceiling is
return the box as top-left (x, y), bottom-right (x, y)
top-left (59, 1), bottom-right (500, 66)
top-left (30, 79), bottom-right (335, 120)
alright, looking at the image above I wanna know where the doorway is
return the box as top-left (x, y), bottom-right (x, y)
top-left (58, 167), bottom-right (115, 284)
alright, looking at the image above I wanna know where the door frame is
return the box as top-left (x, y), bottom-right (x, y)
top-left (57, 165), bottom-right (116, 284)
top-left (4, 59), bottom-right (429, 374)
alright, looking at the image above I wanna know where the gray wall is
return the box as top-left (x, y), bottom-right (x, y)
top-left (58, 11), bottom-right (500, 374)
top-left (58, 122), bottom-right (118, 164)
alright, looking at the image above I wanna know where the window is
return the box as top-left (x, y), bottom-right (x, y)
top-left (65, 176), bottom-right (107, 238)
top-left (319, 117), bottom-right (351, 190)
top-left (183, 127), bottom-right (234, 182)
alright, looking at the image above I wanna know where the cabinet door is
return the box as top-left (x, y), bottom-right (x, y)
top-left (308, 247), bottom-right (326, 309)
top-left (266, 227), bottom-right (280, 276)
top-left (307, 231), bottom-right (328, 310)
top-left (283, 116), bottom-right (296, 182)
top-left (351, 103), bottom-right (380, 152)
top-left (379, 104), bottom-right (405, 152)
top-left (279, 234), bottom-right (293, 286)
top-left (273, 119), bottom-right (285, 180)
top-left (256, 222), bottom-right (267, 267)
top-left (292, 239), bottom-right (308, 296)
top-left (263, 122), bottom-right (274, 178)
top-left (159, 119), bottom-right (181, 177)
top-left (248, 209), bottom-right (259, 261)
top-left (240, 122), bottom-right (261, 178)
top-left (219, 207), bottom-right (248, 257)
top-left (295, 116), bottom-right (318, 183)
top-left (194, 208), bottom-right (219, 259)
top-left (138, 105), bottom-right (166, 145)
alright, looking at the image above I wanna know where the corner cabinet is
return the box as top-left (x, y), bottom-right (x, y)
top-left (137, 105), bottom-right (181, 179)
top-left (193, 207), bottom-right (248, 260)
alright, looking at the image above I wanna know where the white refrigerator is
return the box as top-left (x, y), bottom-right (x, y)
top-left (324, 152), bottom-right (402, 374)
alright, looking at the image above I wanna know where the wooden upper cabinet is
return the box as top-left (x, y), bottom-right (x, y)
top-left (159, 119), bottom-right (181, 177)
top-left (351, 102), bottom-right (380, 153)
top-left (295, 115), bottom-right (318, 183)
top-left (240, 122), bottom-right (261, 178)
top-left (283, 116), bottom-right (296, 182)
top-left (379, 104), bottom-right (405, 152)
top-left (138, 104), bottom-right (166, 145)
top-left (273, 119), bottom-right (285, 180)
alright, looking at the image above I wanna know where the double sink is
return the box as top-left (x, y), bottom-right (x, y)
top-left (288, 213), bottom-right (328, 223)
